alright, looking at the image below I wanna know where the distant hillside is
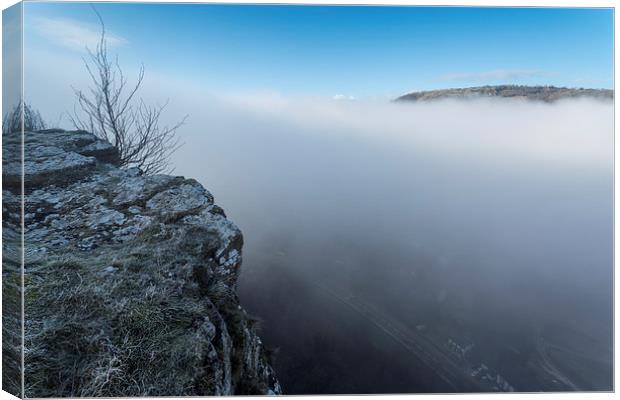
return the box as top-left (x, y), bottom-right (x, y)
top-left (395, 85), bottom-right (614, 103)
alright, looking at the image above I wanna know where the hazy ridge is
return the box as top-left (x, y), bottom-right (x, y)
top-left (395, 85), bottom-right (613, 103)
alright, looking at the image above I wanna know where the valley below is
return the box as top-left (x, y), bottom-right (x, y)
top-left (238, 236), bottom-right (612, 393)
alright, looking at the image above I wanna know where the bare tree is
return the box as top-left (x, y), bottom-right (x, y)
top-left (70, 13), bottom-right (186, 175)
top-left (3, 102), bottom-right (46, 134)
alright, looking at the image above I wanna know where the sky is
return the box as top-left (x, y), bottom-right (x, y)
top-left (21, 2), bottom-right (614, 101)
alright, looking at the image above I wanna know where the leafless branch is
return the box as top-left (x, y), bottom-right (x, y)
top-left (70, 10), bottom-right (186, 174)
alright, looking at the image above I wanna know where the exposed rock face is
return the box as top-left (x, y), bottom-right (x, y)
top-left (2, 129), bottom-right (280, 397)
top-left (395, 85), bottom-right (614, 103)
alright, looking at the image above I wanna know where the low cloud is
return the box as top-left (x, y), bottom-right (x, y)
top-left (23, 58), bottom-right (614, 387)
top-left (166, 97), bottom-right (612, 366)
top-left (332, 94), bottom-right (356, 101)
top-left (30, 16), bottom-right (127, 52)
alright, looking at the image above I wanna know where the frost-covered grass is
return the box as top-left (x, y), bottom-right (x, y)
top-left (23, 227), bottom-right (261, 397)
top-left (2, 255), bottom-right (22, 397)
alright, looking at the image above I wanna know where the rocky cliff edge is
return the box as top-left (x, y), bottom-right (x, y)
top-left (2, 129), bottom-right (280, 397)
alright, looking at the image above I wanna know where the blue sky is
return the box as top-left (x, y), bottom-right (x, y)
top-left (23, 3), bottom-right (614, 99)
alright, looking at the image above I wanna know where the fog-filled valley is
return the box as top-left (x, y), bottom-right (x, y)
top-left (168, 97), bottom-right (613, 393)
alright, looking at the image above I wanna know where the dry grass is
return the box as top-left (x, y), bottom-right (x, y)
top-left (2, 255), bottom-right (23, 397)
top-left (23, 226), bottom-right (267, 397)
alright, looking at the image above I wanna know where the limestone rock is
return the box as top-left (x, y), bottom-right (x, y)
top-left (3, 129), bottom-right (280, 396)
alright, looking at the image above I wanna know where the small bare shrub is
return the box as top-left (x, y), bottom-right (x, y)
top-left (70, 14), bottom-right (186, 174)
top-left (3, 102), bottom-right (46, 134)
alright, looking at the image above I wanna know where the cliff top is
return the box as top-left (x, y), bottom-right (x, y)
top-left (2, 129), bottom-right (280, 397)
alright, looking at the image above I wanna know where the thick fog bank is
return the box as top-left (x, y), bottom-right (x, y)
top-left (171, 97), bottom-right (613, 392)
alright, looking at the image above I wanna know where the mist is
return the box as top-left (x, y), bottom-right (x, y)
top-left (25, 56), bottom-right (614, 389)
top-left (163, 96), bottom-right (612, 393)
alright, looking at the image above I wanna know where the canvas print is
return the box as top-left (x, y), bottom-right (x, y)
top-left (2, 2), bottom-right (614, 397)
